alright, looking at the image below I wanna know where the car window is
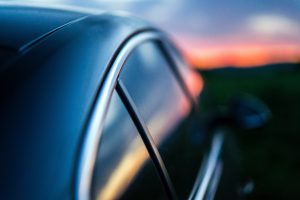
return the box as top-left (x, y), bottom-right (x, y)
top-left (119, 41), bottom-right (205, 199)
top-left (120, 42), bottom-right (191, 145)
top-left (91, 91), bottom-right (167, 200)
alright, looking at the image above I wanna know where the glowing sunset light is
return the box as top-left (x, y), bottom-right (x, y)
top-left (176, 39), bottom-right (300, 69)
top-left (185, 70), bottom-right (204, 99)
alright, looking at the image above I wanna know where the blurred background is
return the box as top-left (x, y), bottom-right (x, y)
top-left (2, 0), bottom-right (300, 199)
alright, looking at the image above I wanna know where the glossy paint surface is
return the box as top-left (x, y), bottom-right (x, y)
top-left (0, 5), bottom-right (88, 50)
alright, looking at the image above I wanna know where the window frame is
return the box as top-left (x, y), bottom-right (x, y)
top-left (75, 31), bottom-right (196, 200)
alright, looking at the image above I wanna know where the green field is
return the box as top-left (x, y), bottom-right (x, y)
top-left (199, 63), bottom-right (300, 199)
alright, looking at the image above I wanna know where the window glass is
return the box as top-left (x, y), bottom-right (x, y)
top-left (120, 42), bottom-right (191, 145)
top-left (120, 42), bottom-right (205, 199)
top-left (91, 91), bottom-right (167, 200)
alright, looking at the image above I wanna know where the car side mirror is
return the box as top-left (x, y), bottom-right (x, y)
top-left (229, 94), bottom-right (272, 129)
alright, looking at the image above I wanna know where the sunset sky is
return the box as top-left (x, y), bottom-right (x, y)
top-left (9, 0), bottom-right (300, 68)
top-left (95, 0), bottom-right (300, 68)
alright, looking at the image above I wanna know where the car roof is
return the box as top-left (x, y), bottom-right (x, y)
top-left (0, 4), bottom-right (94, 50)
top-left (0, 3), bottom-right (95, 66)
top-left (0, 3), bottom-right (152, 67)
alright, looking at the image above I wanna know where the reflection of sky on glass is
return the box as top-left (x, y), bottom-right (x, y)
top-left (6, 0), bottom-right (300, 67)
top-left (120, 41), bottom-right (191, 146)
top-left (93, 92), bottom-right (151, 200)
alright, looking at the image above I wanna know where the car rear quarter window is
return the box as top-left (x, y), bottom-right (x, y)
top-left (91, 91), bottom-right (167, 200)
top-left (119, 41), bottom-right (205, 199)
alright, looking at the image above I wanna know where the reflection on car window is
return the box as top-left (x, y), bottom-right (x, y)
top-left (120, 42), bottom-right (204, 199)
top-left (91, 91), bottom-right (167, 200)
top-left (120, 42), bottom-right (191, 145)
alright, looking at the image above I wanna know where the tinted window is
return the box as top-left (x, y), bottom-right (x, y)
top-left (91, 91), bottom-right (167, 200)
top-left (120, 42), bottom-right (205, 198)
top-left (120, 42), bottom-right (190, 145)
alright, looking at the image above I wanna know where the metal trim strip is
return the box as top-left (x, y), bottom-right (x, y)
top-left (190, 133), bottom-right (224, 200)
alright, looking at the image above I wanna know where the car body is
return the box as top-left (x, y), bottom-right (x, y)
top-left (0, 4), bottom-right (241, 200)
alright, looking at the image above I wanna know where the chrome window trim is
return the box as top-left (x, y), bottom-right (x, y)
top-left (76, 31), bottom-right (167, 200)
top-left (205, 160), bottom-right (223, 200)
top-left (189, 132), bottom-right (224, 200)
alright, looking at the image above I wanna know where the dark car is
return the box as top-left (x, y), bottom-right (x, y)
top-left (0, 4), bottom-right (255, 200)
